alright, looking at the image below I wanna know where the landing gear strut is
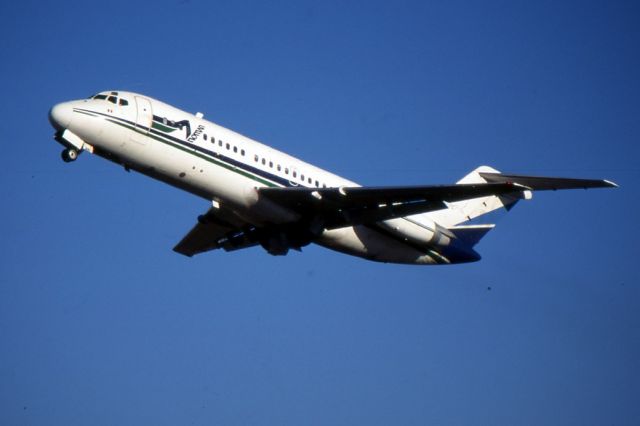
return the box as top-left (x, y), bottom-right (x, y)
top-left (61, 148), bottom-right (78, 163)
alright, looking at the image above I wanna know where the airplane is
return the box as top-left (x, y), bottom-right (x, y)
top-left (48, 91), bottom-right (617, 265)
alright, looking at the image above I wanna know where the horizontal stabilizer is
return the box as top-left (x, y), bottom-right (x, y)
top-left (479, 172), bottom-right (617, 190)
top-left (449, 224), bottom-right (495, 247)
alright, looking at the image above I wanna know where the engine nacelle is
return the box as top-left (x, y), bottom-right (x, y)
top-left (258, 225), bottom-right (314, 256)
top-left (260, 233), bottom-right (291, 256)
top-left (379, 217), bottom-right (453, 248)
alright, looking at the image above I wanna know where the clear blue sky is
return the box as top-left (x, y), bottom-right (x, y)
top-left (2, 1), bottom-right (639, 425)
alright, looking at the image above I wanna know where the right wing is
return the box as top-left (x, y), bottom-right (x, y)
top-left (258, 182), bottom-right (529, 229)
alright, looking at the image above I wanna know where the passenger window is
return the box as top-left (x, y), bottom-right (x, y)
top-left (226, 143), bottom-right (230, 150)
top-left (277, 165), bottom-right (281, 171)
top-left (233, 146), bottom-right (238, 153)
top-left (285, 168), bottom-right (289, 175)
top-left (293, 171), bottom-right (297, 178)
top-left (262, 159), bottom-right (266, 165)
top-left (241, 149), bottom-right (245, 156)
top-left (269, 161), bottom-right (273, 168)
top-left (254, 154), bottom-right (259, 162)
top-left (219, 140), bottom-right (222, 147)
top-left (203, 134), bottom-right (208, 141)
top-left (315, 180), bottom-right (319, 187)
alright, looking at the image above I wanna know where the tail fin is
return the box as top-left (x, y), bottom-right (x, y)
top-left (425, 165), bottom-right (616, 249)
top-left (427, 166), bottom-right (530, 229)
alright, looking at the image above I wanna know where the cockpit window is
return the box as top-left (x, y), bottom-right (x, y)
top-left (90, 92), bottom-right (128, 106)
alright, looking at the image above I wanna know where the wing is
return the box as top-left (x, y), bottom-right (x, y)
top-left (173, 182), bottom-right (526, 256)
top-left (478, 172), bottom-right (617, 190)
top-left (174, 173), bottom-right (616, 256)
top-left (173, 207), bottom-right (258, 257)
top-left (258, 182), bottom-right (528, 229)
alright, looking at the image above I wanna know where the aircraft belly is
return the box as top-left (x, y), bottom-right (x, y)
top-left (317, 226), bottom-right (439, 265)
top-left (379, 217), bottom-right (438, 246)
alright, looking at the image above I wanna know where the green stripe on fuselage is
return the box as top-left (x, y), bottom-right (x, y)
top-left (151, 121), bottom-right (178, 133)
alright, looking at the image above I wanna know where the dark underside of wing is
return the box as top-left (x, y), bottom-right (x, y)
top-left (257, 182), bottom-right (527, 229)
top-left (173, 182), bottom-right (526, 256)
top-left (173, 208), bottom-right (257, 257)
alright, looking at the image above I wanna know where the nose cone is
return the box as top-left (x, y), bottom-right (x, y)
top-left (48, 102), bottom-right (73, 131)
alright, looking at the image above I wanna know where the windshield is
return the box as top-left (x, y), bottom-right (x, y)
top-left (89, 91), bottom-right (129, 106)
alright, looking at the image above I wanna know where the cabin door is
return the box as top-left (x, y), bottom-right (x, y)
top-left (131, 96), bottom-right (153, 145)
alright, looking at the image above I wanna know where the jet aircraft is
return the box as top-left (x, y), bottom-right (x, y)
top-left (49, 91), bottom-right (616, 265)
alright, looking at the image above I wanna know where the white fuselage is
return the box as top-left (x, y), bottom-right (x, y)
top-left (49, 91), bottom-right (467, 265)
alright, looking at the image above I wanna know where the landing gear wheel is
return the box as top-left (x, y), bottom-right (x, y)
top-left (61, 148), bottom-right (78, 162)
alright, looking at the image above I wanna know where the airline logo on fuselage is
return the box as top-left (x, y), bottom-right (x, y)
top-left (152, 115), bottom-right (193, 140)
top-left (186, 125), bottom-right (205, 143)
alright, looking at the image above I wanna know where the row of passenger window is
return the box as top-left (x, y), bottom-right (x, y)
top-left (200, 132), bottom-right (326, 188)
top-left (202, 133), bottom-right (245, 157)
top-left (252, 154), bottom-right (326, 188)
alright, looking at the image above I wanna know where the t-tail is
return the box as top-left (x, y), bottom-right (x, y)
top-left (426, 165), bottom-right (617, 256)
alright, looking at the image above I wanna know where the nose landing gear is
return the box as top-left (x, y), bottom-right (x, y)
top-left (61, 148), bottom-right (78, 163)
top-left (55, 129), bottom-right (92, 163)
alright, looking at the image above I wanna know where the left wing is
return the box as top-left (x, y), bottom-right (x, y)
top-left (173, 207), bottom-right (258, 257)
